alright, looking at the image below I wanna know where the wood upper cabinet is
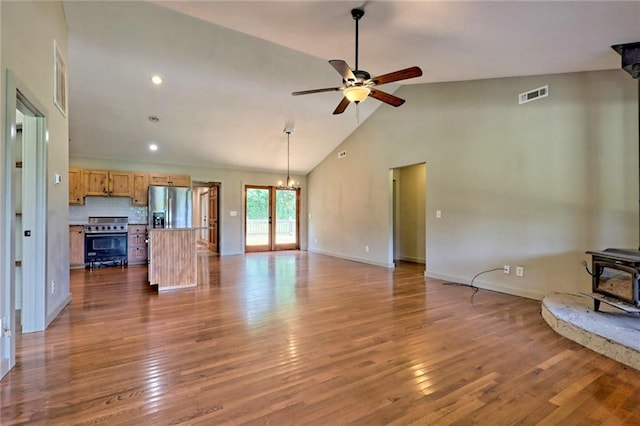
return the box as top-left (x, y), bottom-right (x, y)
top-left (84, 169), bottom-right (133, 197)
top-left (69, 168), bottom-right (84, 205)
top-left (68, 168), bottom-right (189, 204)
top-left (132, 173), bottom-right (149, 206)
top-left (69, 225), bottom-right (85, 268)
top-left (109, 171), bottom-right (134, 197)
top-left (83, 169), bottom-right (109, 196)
top-left (149, 173), bottom-right (191, 187)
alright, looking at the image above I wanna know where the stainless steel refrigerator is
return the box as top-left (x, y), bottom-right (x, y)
top-left (148, 185), bottom-right (193, 229)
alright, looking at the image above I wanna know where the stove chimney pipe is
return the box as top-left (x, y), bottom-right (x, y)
top-left (612, 42), bottom-right (640, 250)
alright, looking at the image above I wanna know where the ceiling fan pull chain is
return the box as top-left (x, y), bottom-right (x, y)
top-left (356, 102), bottom-right (360, 124)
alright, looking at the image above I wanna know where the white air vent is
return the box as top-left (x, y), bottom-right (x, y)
top-left (337, 151), bottom-right (347, 159)
top-left (519, 85), bottom-right (548, 105)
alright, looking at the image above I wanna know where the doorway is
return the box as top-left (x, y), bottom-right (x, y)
top-left (2, 72), bottom-right (48, 379)
top-left (245, 185), bottom-right (300, 252)
top-left (193, 182), bottom-right (219, 254)
top-left (391, 163), bottom-right (426, 268)
top-left (207, 184), bottom-right (219, 252)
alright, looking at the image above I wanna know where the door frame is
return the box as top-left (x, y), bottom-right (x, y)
top-left (389, 163), bottom-right (427, 271)
top-left (192, 181), bottom-right (220, 253)
top-left (2, 71), bottom-right (48, 379)
top-left (245, 185), bottom-right (272, 252)
top-left (207, 183), bottom-right (219, 252)
top-left (273, 187), bottom-right (300, 251)
top-left (244, 185), bottom-right (300, 252)
top-left (199, 189), bottom-right (209, 244)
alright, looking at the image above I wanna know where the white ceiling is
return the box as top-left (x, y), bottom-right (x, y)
top-left (63, 1), bottom-right (640, 175)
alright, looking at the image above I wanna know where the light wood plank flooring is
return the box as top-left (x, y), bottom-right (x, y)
top-left (2, 252), bottom-right (640, 425)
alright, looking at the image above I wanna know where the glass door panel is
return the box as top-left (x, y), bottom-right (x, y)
top-left (274, 189), bottom-right (298, 249)
top-left (245, 187), bottom-right (271, 251)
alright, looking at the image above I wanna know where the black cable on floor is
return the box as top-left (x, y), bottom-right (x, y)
top-left (443, 267), bottom-right (504, 304)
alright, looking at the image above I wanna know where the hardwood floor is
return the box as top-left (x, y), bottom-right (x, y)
top-left (2, 252), bottom-right (640, 425)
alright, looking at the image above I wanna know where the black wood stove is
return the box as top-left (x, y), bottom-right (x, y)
top-left (584, 42), bottom-right (640, 313)
top-left (585, 249), bottom-right (640, 312)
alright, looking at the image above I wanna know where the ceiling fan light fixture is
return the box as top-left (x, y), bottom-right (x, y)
top-left (344, 86), bottom-right (370, 103)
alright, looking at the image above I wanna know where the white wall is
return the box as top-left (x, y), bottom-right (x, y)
top-left (308, 70), bottom-right (638, 300)
top-left (69, 197), bottom-right (147, 224)
top-left (1, 1), bottom-right (71, 328)
top-left (69, 157), bottom-right (308, 255)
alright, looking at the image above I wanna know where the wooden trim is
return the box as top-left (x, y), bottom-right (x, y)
top-left (273, 187), bottom-right (300, 251)
top-left (244, 185), bottom-right (301, 252)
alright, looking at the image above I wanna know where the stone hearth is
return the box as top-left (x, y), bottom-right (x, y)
top-left (542, 292), bottom-right (640, 371)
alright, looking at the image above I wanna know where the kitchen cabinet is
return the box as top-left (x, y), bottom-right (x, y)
top-left (69, 225), bottom-right (85, 268)
top-left (128, 225), bottom-right (148, 265)
top-left (132, 173), bottom-right (149, 206)
top-left (109, 171), bottom-right (134, 196)
top-left (69, 168), bottom-right (84, 205)
top-left (149, 173), bottom-right (191, 187)
top-left (84, 169), bottom-right (133, 197)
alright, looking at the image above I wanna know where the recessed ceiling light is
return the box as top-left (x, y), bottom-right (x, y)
top-left (151, 75), bottom-right (163, 85)
top-left (149, 144), bottom-right (158, 151)
top-left (148, 116), bottom-right (159, 122)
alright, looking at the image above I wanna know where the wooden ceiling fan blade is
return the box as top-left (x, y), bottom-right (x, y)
top-left (329, 60), bottom-right (357, 83)
top-left (332, 97), bottom-right (351, 115)
top-left (369, 89), bottom-right (405, 107)
top-left (369, 66), bottom-right (423, 86)
top-left (292, 87), bottom-right (342, 96)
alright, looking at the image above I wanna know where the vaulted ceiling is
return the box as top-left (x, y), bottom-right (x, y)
top-left (63, 1), bottom-right (640, 175)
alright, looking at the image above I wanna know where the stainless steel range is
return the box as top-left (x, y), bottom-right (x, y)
top-left (84, 216), bottom-right (128, 267)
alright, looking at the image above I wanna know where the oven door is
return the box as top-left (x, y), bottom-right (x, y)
top-left (85, 233), bottom-right (128, 262)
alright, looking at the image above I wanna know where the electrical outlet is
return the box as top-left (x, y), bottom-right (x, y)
top-left (503, 265), bottom-right (510, 275)
top-left (516, 266), bottom-right (524, 278)
top-left (365, 245), bottom-right (369, 252)
top-left (51, 280), bottom-right (56, 294)
top-left (436, 210), bottom-right (442, 219)
top-left (314, 238), bottom-right (318, 244)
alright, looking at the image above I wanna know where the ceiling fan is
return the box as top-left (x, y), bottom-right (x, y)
top-left (292, 7), bottom-right (423, 115)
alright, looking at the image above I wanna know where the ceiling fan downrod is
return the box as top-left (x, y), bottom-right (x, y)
top-left (352, 8), bottom-right (365, 72)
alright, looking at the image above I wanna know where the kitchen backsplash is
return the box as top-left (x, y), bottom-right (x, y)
top-left (69, 197), bottom-right (148, 224)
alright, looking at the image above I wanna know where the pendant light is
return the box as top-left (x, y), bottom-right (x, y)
top-left (278, 126), bottom-right (298, 189)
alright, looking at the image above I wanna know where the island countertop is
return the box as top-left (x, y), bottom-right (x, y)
top-left (147, 226), bottom-right (213, 231)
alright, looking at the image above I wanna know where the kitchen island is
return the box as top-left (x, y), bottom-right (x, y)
top-left (147, 228), bottom-right (198, 291)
